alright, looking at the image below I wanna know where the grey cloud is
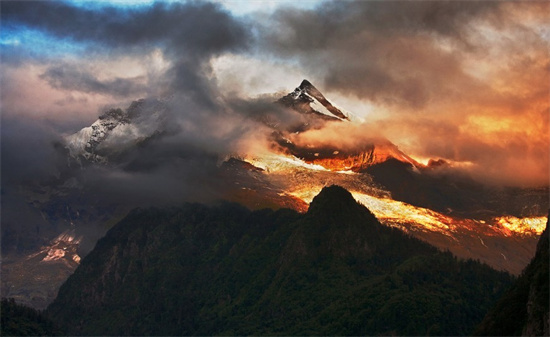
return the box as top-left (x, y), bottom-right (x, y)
top-left (225, 94), bottom-right (319, 131)
top-left (0, 117), bottom-right (65, 188)
top-left (2, 1), bottom-right (249, 56)
top-left (40, 64), bottom-right (147, 97)
top-left (258, 1), bottom-right (503, 109)
top-left (3, 1), bottom-right (251, 107)
top-left (264, 1), bottom-right (498, 51)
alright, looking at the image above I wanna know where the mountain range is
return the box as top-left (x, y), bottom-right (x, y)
top-left (1, 80), bottom-right (548, 310)
top-left (2, 186), bottom-right (547, 336)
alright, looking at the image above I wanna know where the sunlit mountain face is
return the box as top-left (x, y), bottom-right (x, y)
top-left (223, 80), bottom-right (548, 275)
top-left (1, 230), bottom-right (82, 309)
top-left (1, 0), bottom-right (549, 311)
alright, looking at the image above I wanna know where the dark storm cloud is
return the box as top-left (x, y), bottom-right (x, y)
top-left (82, 141), bottom-right (225, 206)
top-left (3, 0), bottom-right (250, 105)
top-left (1, 0), bottom-right (251, 174)
top-left (0, 0), bottom-right (257, 196)
top-left (258, 0), bottom-right (502, 108)
top-left (257, 0), bottom-right (549, 187)
top-left (40, 64), bottom-right (147, 97)
top-left (264, 0), bottom-right (498, 50)
top-left (1, 1), bottom-right (248, 56)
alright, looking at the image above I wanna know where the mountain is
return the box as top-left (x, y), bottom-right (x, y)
top-left (274, 134), bottom-right (421, 172)
top-left (474, 214), bottom-right (549, 336)
top-left (65, 98), bottom-right (167, 164)
top-left (46, 186), bottom-right (513, 336)
top-left (274, 80), bottom-right (420, 172)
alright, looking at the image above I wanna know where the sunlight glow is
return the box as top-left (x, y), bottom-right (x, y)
top-left (496, 216), bottom-right (547, 235)
top-left (283, 184), bottom-right (546, 238)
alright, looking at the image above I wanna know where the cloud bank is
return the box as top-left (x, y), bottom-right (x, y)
top-left (254, 0), bottom-right (549, 186)
top-left (1, 0), bottom-right (548, 194)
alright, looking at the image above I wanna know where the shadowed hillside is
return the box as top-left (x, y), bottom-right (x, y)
top-left (474, 215), bottom-right (549, 336)
top-left (47, 186), bottom-right (513, 335)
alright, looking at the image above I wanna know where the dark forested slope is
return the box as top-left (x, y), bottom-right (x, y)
top-left (47, 186), bottom-right (513, 335)
top-left (474, 215), bottom-right (549, 336)
top-left (1, 298), bottom-right (63, 336)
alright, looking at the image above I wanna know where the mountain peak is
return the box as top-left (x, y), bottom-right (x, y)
top-left (299, 79), bottom-right (314, 89)
top-left (311, 185), bottom-right (355, 205)
top-left (308, 185), bottom-right (363, 216)
top-left (278, 80), bottom-right (349, 121)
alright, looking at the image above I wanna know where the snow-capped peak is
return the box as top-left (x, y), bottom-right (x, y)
top-left (280, 79), bottom-right (350, 121)
top-left (64, 98), bottom-right (167, 164)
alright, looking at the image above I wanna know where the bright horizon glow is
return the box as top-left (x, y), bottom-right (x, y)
top-left (215, 0), bottom-right (322, 15)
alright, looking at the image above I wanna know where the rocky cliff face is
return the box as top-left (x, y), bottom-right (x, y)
top-left (474, 214), bottom-right (549, 336)
top-left (522, 217), bottom-right (549, 336)
top-left (275, 136), bottom-right (420, 172)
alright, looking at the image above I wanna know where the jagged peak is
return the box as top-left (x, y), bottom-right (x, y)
top-left (280, 79), bottom-right (349, 121)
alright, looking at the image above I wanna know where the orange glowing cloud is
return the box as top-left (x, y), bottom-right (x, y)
top-left (248, 1), bottom-right (550, 187)
top-left (287, 121), bottom-right (387, 150)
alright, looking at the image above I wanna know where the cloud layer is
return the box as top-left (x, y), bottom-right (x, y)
top-left (1, 0), bottom-right (548, 193)
top-left (255, 0), bottom-right (549, 186)
top-left (1, 1), bottom-right (254, 213)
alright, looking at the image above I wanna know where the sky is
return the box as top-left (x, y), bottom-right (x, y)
top-left (1, 0), bottom-right (549, 188)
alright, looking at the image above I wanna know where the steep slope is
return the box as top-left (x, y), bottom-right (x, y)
top-left (364, 158), bottom-right (548, 218)
top-left (474, 215), bottom-right (549, 336)
top-left (274, 136), bottom-right (420, 172)
top-left (47, 186), bottom-right (512, 336)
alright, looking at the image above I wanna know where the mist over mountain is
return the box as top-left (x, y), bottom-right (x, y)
top-left (1, 78), bottom-right (547, 311)
top-left (46, 186), bottom-right (513, 336)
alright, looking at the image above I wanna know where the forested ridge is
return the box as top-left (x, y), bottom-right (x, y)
top-left (43, 186), bottom-right (516, 335)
